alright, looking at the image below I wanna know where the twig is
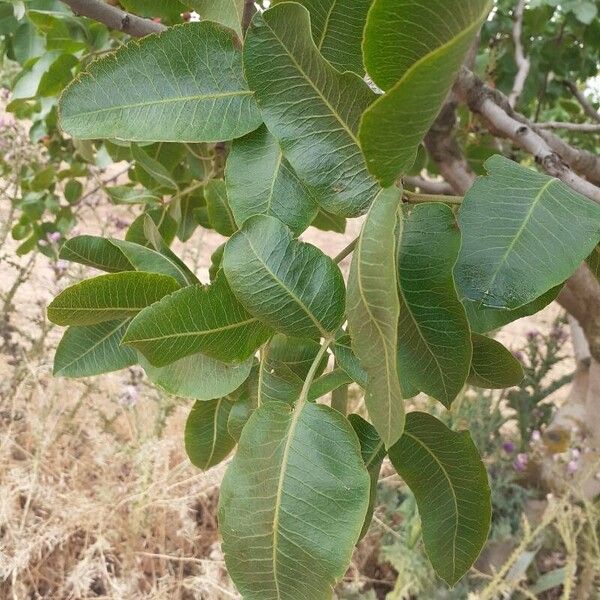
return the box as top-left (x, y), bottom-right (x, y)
top-left (508, 0), bottom-right (531, 108)
top-left (455, 68), bottom-right (600, 205)
top-left (403, 175), bottom-right (455, 195)
top-left (535, 122), bottom-right (600, 132)
top-left (334, 238), bottom-right (358, 264)
top-left (60, 0), bottom-right (166, 37)
top-left (562, 80), bottom-right (600, 124)
top-left (404, 190), bottom-right (463, 205)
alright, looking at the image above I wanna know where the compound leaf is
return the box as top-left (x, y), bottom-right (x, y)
top-left (455, 156), bottom-right (600, 309)
top-left (223, 215), bottom-right (346, 339)
top-left (388, 412), bottom-right (491, 586)
top-left (347, 186), bottom-right (404, 447)
top-left (244, 3), bottom-right (379, 217)
top-left (219, 401), bottom-right (370, 600)
top-left (59, 22), bottom-right (262, 142)
top-left (48, 272), bottom-right (180, 326)
top-left (360, 0), bottom-right (491, 185)
top-left (397, 203), bottom-right (472, 407)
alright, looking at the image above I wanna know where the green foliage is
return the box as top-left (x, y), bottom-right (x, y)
top-left (1, 0), bottom-right (597, 596)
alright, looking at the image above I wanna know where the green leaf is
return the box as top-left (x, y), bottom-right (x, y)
top-left (462, 285), bottom-right (562, 334)
top-left (187, 0), bottom-right (244, 37)
top-left (59, 22), bottom-right (262, 142)
top-left (53, 319), bottom-right (136, 377)
top-left (587, 245), bottom-right (600, 282)
top-left (348, 414), bottom-right (385, 540)
top-left (388, 412), bottom-right (491, 586)
top-left (359, 0), bottom-right (491, 185)
top-left (205, 180), bottom-right (237, 237)
top-left (185, 397), bottom-right (237, 470)
top-left (123, 274), bottom-right (273, 366)
top-left (219, 401), bottom-right (370, 600)
top-left (119, 0), bottom-right (186, 20)
top-left (105, 185), bottom-right (161, 205)
top-left (397, 203), bottom-right (472, 407)
top-left (468, 334), bottom-right (524, 389)
top-left (126, 207), bottom-right (177, 247)
top-left (140, 352), bottom-right (253, 400)
top-left (131, 143), bottom-right (178, 192)
top-left (243, 3), bottom-right (379, 217)
top-left (109, 238), bottom-right (194, 288)
top-left (272, 0), bottom-right (373, 74)
top-left (48, 272), bottom-right (180, 326)
top-left (347, 187), bottom-right (404, 447)
top-left (311, 209), bottom-right (346, 234)
top-left (224, 215), bottom-right (346, 339)
top-left (455, 156), bottom-right (600, 309)
top-left (59, 235), bottom-right (134, 273)
top-left (308, 369), bottom-right (353, 401)
top-left (176, 191), bottom-right (204, 242)
top-left (225, 125), bottom-right (318, 235)
top-left (331, 333), bottom-right (368, 388)
top-left (228, 368), bottom-right (259, 441)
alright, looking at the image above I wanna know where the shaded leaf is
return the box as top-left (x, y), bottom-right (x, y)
top-left (244, 3), bottom-right (379, 217)
top-left (311, 209), bottom-right (346, 234)
top-left (225, 125), bottom-right (318, 235)
top-left (125, 207), bottom-right (177, 247)
top-left (272, 0), bottom-right (372, 74)
top-left (185, 397), bottom-right (237, 470)
top-left (59, 235), bottom-right (133, 273)
top-left (587, 245), bottom-right (600, 282)
top-left (227, 367), bottom-right (260, 441)
top-left (331, 333), bottom-right (367, 388)
top-left (59, 22), bottom-right (262, 142)
top-left (308, 369), bottom-right (353, 401)
top-left (53, 319), bottom-right (136, 377)
top-left (48, 272), bottom-right (180, 326)
top-left (205, 179), bottom-right (237, 237)
top-left (468, 334), bottom-right (524, 389)
top-left (106, 185), bottom-right (160, 206)
top-left (388, 412), bottom-right (491, 586)
top-left (396, 203), bottom-right (472, 407)
top-left (123, 274), bottom-right (272, 366)
top-left (223, 215), bottom-right (345, 339)
top-left (140, 352), bottom-right (253, 400)
top-left (347, 187), bottom-right (404, 447)
top-left (349, 414), bottom-right (385, 540)
top-left (360, 0), bottom-right (491, 185)
top-left (131, 143), bottom-right (178, 191)
top-left (455, 156), bottom-right (600, 309)
top-left (219, 401), bottom-right (370, 600)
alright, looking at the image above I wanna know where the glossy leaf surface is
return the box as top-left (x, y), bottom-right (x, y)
top-left (219, 401), bottom-right (370, 600)
top-left (59, 22), bottom-right (262, 142)
top-left (455, 156), bottom-right (600, 309)
top-left (347, 187), bottom-right (404, 447)
top-left (396, 203), bottom-right (472, 407)
top-left (244, 3), bottom-right (379, 217)
top-left (389, 412), bottom-right (491, 586)
top-left (223, 215), bottom-right (345, 339)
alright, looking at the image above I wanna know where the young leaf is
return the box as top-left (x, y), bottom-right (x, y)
top-left (223, 215), bottom-right (346, 339)
top-left (131, 143), bottom-right (178, 192)
top-left (205, 180), bottom-right (237, 237)
top-left (397, 203), bottom-right (472, 407)
top-left (308, 369), bottom-right (353, 401)
top-left (388, 412), bottom-right (491, 586)
top-left (219, 401), bottom-right (370, 600)
top-left (455, 156), bottom-right (600, 309)
top-left (59, 235), bottom-right (134, 273)
top-left (59, 22), bottom-right (262, 142)
top-left (272, 0), bottom-right (373, 74)
top-left (468, 334), bottom-right (524, 389)
top-left (225, 125), bottom-right (318, 235)
top-left (176, 191), bottom-right (204, 242)
top-left (360, 0), bottom-right (492, 185)
top-left (125, 208), bottom-right (177, 247)
top-left (462, 285), bottom-right (562, 334)
top-left (187, 0), bottom-right (244, 38)
top-left (243, 3), bottom-right (379, 217)
top-left (48, 272), bottom-right (180, 326)
top-left (123, 274), bottom-right (273, 366)
top-left (348, 414), bottom-right (386, 540)
top-left (53, 319), bottom-right (136, 377)
top-left (105, 186), bottom-right (161, 206)
top-left (347, 187), bottom-right (404, 448)
top-left (139, 352), bottom-right (253, 400)
top-left (185, 398), bottom-right (237, 470)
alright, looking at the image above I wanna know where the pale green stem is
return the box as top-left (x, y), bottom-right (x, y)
top-left (404, 190), bottom-right (463, 205)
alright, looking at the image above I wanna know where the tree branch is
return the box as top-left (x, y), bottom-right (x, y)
top-left (455, 68), bottom-right (600, 205)
top-left (508, 0), bottom-right (530, 108)
top-left (60, 0), bottom-right (166, 37)
top-left (535, 122), bottom-right (600, 132)
top-left (403, 175), bottom-right (455, 195)
top-left (562, 80), bottom-right (600, 124)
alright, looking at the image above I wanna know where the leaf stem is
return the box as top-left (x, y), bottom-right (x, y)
top-left (403, 190), bottom-right (464, 205)
top-left (297, 338), bottom-right (333, 408)
top-left (334, 238), bottom-right (358, 263)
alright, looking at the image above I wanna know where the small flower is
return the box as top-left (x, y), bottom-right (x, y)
top-left (566, 460), bottom-right (579, 475)
top-left (571, 448), bottom-right (581, 460)
top-left (502, 441), bottom-right (515, 453)
top-left (531, 430), bottom-right (541, 442)
top-left (513, 453), bottom-right (529, 472)
top-left (47, 231), bottom-right (61, 244)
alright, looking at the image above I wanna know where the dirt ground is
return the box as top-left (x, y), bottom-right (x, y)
top-left (0, 163), bottom-right (575, 599)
